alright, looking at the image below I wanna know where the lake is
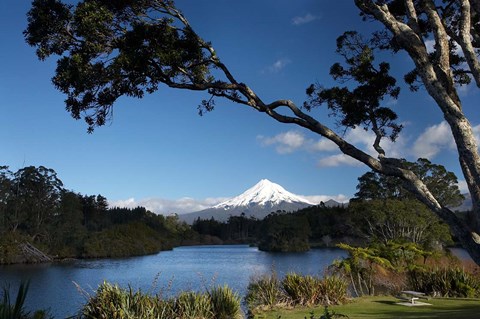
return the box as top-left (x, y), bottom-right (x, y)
top-left (0, 245), bottom-right (347, 318)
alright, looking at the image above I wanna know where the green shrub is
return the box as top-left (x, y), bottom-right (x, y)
top-left (82, 281), bottom-right (243, 319)
top-left (82, 282), bottom-right (174, 319)
top-left (0, 282), bottom-right (52, 319)
top-left (0, 232), bottom-right (26, 264)
top-left (83, 223), bottom-right (164, 258)
top-left (208, 285), bottom-right (242, 319)
top-left (0, 282), bottom-right (29, 319)
top-left (175, 291), bottom-right (213, 319)
top-left (245, 272), bottom-right (287, 310)
top-left (283, 273), bottom-right (321, 306)
top-left (282, 274), bottom-right (348, 307)
top-left (408, 266), bottom-right (480, 298)
top-left (320, 276), bottom-right (348, 305)
top-left (247, 272), bottom-right (348, 312)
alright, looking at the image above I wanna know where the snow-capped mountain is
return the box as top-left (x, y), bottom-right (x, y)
top-left (213, 179), bottom-right (315, 209)
top-left (180, 179), bottom-right (317, 223)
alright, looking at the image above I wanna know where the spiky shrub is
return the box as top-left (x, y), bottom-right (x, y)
top-left (282, 273), bottom-right (323, 306)
top-left (175, 291), bottom-right (213, 319)
top-left (282, 274), bottom-right (348, 307)
top-left (82, 282), bottom-right (175, 319)
top-left (0, 282), bottom-right (29, 319)
top-left (408, 266), bottom-right (480, 298)
top-left (208, 285), bottom-right (242, 319)
top-left (245, 272), bottom-right (287, 310)
top-left (319, 276), bottom-right (348, 305)
top-left (0, 282), bottom-right (51, 319)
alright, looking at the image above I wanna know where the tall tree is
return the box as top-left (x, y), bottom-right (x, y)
top-left (24, 0), bottom-right (480, 264)
top-left (355, 158), bottom-right (464, 208)
top-left (349, 199), bottom-right (452, 246)
top-left (11, 166), bottom-right (64, 240)
top-left (0, 166), bottom-right (13, 232)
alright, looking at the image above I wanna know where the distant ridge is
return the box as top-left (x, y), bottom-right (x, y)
top-left (180, 179), bottom-right (318, 223)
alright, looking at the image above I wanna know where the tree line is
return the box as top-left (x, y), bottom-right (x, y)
top-left (0, 165), bottom-right (197, 264)
top-left (0, 156), bottom-right (464, 263)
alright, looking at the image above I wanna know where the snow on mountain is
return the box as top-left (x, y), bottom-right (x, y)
top-left (213, 179), bottom-right (316, 209)
top-left (179, 179), bottom-right (317, 223)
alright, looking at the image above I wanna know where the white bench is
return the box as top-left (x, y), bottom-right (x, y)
top-left (400, 290), bottom-right (425, 304)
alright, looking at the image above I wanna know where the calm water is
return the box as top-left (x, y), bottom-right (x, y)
top-left (0, 245), bottom-right (347, 318)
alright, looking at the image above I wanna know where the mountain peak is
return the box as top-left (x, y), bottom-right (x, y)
top-left (179, 179), bottom-right (318, 223)
top-left (213, 179), bottom-right (315, 209)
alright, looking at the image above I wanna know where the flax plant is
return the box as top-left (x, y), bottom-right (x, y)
top-left (282, 273), bottom-right (321, 306)
top-left (0, 282), bottom-right (29, 319)
top-left (245, 272), bottom-right (288, 310)
top-left (208, 285), bottom-right (242, 319)
top-left (175, 291), bottom-right (213, 319)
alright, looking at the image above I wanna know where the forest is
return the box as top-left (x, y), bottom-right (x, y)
top-left (0, 165), bottom-right (201, 264)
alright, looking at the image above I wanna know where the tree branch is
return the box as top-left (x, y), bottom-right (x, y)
top-left (424, 0), bottom-right (451, 74)
top-left (404, 0), bottom-right (422, 35)
top-left (455, 0), bottom-right (480, 87)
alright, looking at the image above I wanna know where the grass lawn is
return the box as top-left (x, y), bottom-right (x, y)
top-left (252, 296), bottom-right (480, 319)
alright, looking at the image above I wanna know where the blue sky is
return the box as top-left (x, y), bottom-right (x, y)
top-left (1, 0), bottom-right (479, 214)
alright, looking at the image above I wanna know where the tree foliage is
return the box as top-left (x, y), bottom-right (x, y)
top-left (349, 199), bottom-right (452, 247)
top-left (305, 31), bottom-right (402, 156)
top-left (24, 0), bottom-right (480, 264)
top-left (354, 158), bottom-right (464, 208)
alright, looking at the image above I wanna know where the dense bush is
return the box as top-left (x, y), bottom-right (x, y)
top-left (0, 232), bottom-right (25, 264)
top-left (408, 266), bottom-right (480, 298)
top-left (82, 281), bottom-right (242, 319)
top-left (82, 222), bottom-right (165, 258)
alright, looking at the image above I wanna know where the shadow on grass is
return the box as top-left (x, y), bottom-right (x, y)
top-left (373, 300), bottom-right (397, 305)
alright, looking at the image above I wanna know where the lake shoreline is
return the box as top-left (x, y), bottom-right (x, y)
top-left (0, 245), bottom-right (348, 318)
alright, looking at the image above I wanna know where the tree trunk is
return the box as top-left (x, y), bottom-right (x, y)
top-left (354, 0), bottom-right (480, 266)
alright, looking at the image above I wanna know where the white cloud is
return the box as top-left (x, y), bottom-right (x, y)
top-left (412, 121), bottom-right (455, 158)
top-left (311, 138), bottom-right (337, 152)
top-left (344, 128), bottom-right (374, 149)
top-left (108, 197), bottom-right (229, 215)
top-left (301, 194), bottom-right (349, 204)
top-left (264, 58), bottom-right (291, 73)
top-left (457, 180), bottom-right (469, 194)
top-left (258, 130), bottom-right (341, 154)
top-left (257, 130), bottom-right (305, 154)
top-left (317, 154), bottom-right (362, 167)
top-left (258, 127), bottom-right (408, 167)
top-left (411, 121), bottom-right (480, 159)
top-left (257, 122), bottom-right (479, 168)
top-left (292, 13), bottom-right (317, 26)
